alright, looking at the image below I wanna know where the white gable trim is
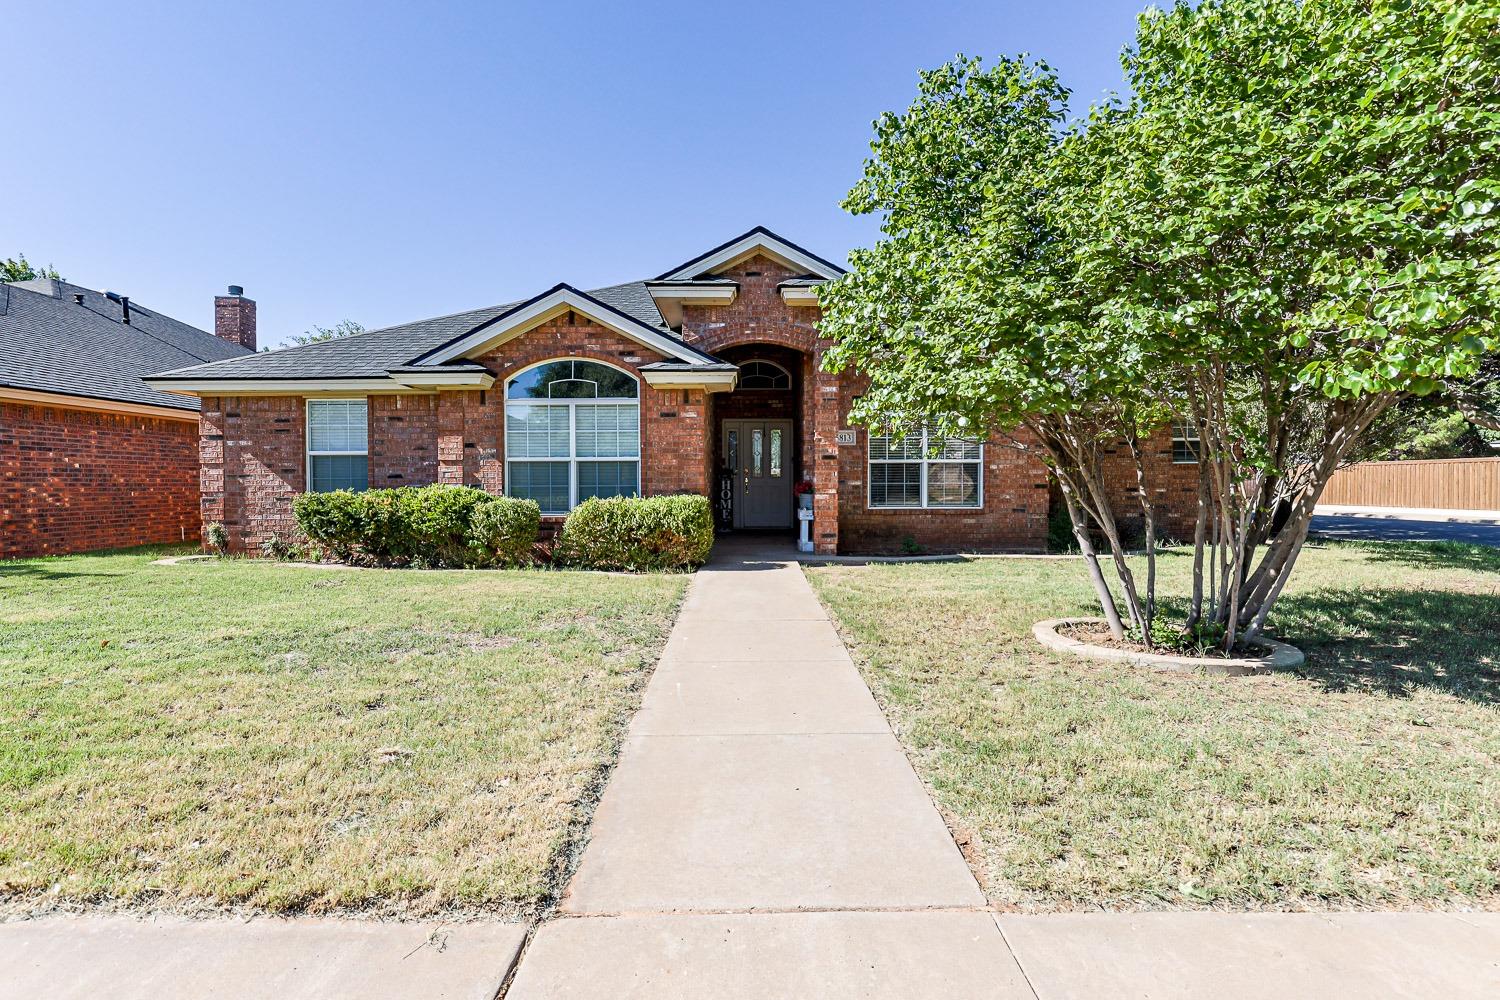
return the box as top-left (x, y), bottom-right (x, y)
top-left (658, 232), bottom-right (844, 281)
top-left (422, 286), bottom-right (707, 366)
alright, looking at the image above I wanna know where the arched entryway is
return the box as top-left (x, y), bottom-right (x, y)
top-left (712, 343), bottom-right (811, 533)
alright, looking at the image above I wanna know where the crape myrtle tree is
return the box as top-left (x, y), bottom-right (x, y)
top-left (820, 0), bottom-right (1499, 653)
top-left (815, 55), bottom-right (1169, 642)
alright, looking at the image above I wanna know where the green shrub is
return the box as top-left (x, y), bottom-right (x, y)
top-left (204, 521), bottom-right (229, 556)
top-left (291, 491), bottom-right (366, 562)
top-left (399, 485), bottom-right (491, 566)
top-left (555, 494), bottom-right (714, 571)
top-left (292, 485), bottom-right (494, 567)
top-left (468, 497), bottom-right (541, 566)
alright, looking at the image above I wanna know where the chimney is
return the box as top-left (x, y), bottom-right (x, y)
top-left (215, 284), bottom-right (256, 351)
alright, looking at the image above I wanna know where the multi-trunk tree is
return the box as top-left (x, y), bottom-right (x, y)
top-left (820, 0), bottom-right (1499, 653)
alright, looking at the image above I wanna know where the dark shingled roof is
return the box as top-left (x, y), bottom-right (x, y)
top-left (0, 278), bottom-right (251, 411)
top-left (148, 280), bottom-right (679, 382)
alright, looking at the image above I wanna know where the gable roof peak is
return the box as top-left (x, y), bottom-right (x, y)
top-left (656, 226), bottom-right (846, 281)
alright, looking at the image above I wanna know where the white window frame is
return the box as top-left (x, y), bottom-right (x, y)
top-left (504, 358), bottom-right (641, 515)
top-left (1171, 421), bottom-right (1201, 464)
top-left (305, 397), bottom-right (369, 492)
top-left (737, 359), bottom-right (792, 390)
top-left (866, 428), bottom-right (984, 510)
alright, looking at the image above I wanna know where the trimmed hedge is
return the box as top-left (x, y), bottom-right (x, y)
top-left (292, 486), bottom-right (539, 568)
top-left (555, 495), bottom-right (714, 571)
top-left (469, 497), bottom-right (541, 566)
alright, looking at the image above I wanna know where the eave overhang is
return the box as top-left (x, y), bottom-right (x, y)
top-left (145, 369), bottom-right (496, 397)
top-left (778, 282), bottom-right (822, 307)
top-left (638, 362), bottom-right (739, 393)
top-left (1, 385), bottom-right (199, 422)
top-left (644, 280), bottom-right (738, 328)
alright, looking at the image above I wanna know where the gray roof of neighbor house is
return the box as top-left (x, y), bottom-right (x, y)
top-left (0, 278), bottom-right (251, 412)
top-left (146, 279), bottom-right (716, 382)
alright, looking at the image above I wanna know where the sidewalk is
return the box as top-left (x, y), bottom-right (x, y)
top-left (0, 915), bottom-right (525, 1000)
top-left (505, 539), bottom-right (1500, 998)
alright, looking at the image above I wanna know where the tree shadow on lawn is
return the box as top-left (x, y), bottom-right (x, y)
top-left (1307, 538), bottom-right (1500, 574)
top-left (0, 562), bottom-right (119, 581)
top-left (1270, 586), bottom-right (1500, 704)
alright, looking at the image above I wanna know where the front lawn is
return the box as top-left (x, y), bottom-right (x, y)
top-left (0, 548), bottom-right (686, 917)
top-left (806, 541), bottom-right (1500, 910)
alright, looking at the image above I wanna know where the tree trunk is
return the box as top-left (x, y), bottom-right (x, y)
top-left (1060, 483), bottom-right (1128, 639)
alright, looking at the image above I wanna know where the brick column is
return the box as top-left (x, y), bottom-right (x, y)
top-left (811, 342), bottom-right (841, 554)
top-left (199, 397), bottom-right (228, 545)
top-left (437, 392), bottom-right (465, 485)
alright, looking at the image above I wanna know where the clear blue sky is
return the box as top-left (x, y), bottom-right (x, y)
top-left (4, 0), bottom-right (1145, 347)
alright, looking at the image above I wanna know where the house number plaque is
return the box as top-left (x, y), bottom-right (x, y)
top-left (834, 429), bottom-right (856, 446)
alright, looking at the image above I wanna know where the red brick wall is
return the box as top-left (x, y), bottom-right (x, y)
top-left (1098, 428), bottom-right (1201, 541)
top-left (832, 371), bottom-right (1050, 552)
top-left (680, 256), bottom-right (821, 356)
top-left (370, 394), bottom-right (439, 486)
top-left (200, 395), bottom-right (305, 553)
top-left (1, 400), bottom-right (200, 559)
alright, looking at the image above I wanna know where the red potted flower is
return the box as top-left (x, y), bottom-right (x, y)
top-left (794, 479), bottom-right (814, 511)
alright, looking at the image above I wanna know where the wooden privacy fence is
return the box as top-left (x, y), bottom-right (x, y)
top-left (1321, 457), bottom-right (1500, 510)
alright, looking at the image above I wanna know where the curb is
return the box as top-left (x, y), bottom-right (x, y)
top-left (1032, 617), bottom-right (1305, 676)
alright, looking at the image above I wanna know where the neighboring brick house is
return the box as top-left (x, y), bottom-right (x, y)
top-left (146, 228), bottom-right (1192, 555)
top-left (1, 278), bottom-right (255, 558)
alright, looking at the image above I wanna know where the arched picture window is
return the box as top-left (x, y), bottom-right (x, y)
top-left (737, 360), bottom-right (791, 390)
top-left (505, 359), bottom-right (640, 514)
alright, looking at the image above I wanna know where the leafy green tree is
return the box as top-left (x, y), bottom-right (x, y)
top-left (1, 253), bottom-right (62, 283)
top-left (281, 319), bottom-right (365, 349)
top-left (1360, 397), bottom-right (1497, 461)
top-left (823, 0), bottom-right (1499, 652)
top-left (818, 56), bottom-right (1155, 638)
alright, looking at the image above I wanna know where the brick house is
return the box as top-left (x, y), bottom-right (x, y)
top-left (146, 228), bottom-right (1197, 555)
top-left (1, 277), bottom-right (255, 559)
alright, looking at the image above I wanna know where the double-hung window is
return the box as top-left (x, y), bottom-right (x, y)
top-left (306, 398), bottom-right (368, 492)
top-left (1171, 421), bottom-right (1201, 464)
top-left (505, 359), bottom-right (640, 515)
top-left (867, 428), bottom-right (982, 508)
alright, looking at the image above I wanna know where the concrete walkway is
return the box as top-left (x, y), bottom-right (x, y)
top-left (506, 540), bottom-right (1500, 999)
top-left (0, 915), bottom-right (526, 1000)
top-left (508, 539), bottom-right (1019, 997)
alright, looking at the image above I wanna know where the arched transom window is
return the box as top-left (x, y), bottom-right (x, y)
top-left (505, 359), bottom-right (640, 515)
top-left (737, 359), bottom-right (791, 390)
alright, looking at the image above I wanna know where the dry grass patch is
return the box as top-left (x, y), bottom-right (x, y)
top-left (806, 541), bottom-right (1500, 910)
top-left (0, 547), bottom-right (686, 918)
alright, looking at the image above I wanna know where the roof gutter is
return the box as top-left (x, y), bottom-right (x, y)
top-left (145, 370), bottom-right (496, 396)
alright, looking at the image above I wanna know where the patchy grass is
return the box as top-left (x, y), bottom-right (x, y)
top-left (806, 541), bottom-right (1500, 910)
top-left (0, 547), bottom-right (686, 918)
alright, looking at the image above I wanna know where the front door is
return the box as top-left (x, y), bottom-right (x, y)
top-left (722, 419), bottom-right (794, 529)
